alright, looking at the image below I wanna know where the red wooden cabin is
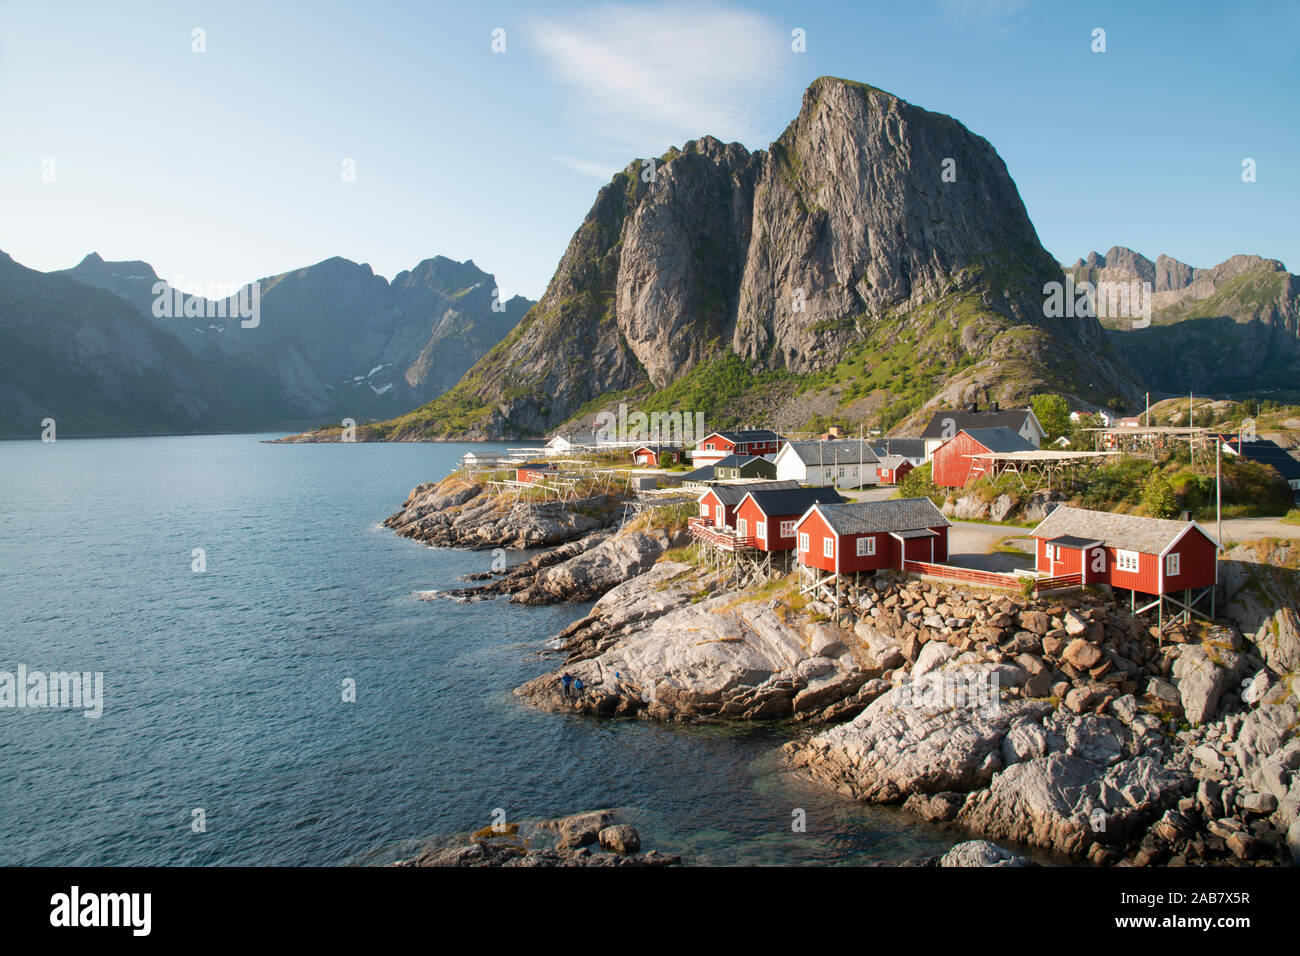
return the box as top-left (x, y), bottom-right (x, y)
top-left (1031, 506), bottom-right (1219, 596)
top-left (733, 486), bottom-right (846, 552)
top-left (696, 480), bottom-right (798, 529)
top-left (515, 461), bottom-right (555, 484)
top-left (932, 427), bottom-right (1035, 488)
top-left (692, 429), bottom-right (784, 466)
top-left (795, 498), bottom-right (950, 574)
top-left (875, 455), bottom-right (914, 485)
top-left (632, 445), bottom-right (681, 466)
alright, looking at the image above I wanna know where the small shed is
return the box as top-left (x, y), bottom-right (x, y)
top-left (713, 455), bottom-right (778, 481)
top-left (875, 455), bottom-right (914, 485)
top-left (515, 461), bottom-right (555, 484)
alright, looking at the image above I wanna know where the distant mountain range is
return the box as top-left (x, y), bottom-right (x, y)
top-left (355, 76), bottom-right (1145, 441)
top-left (1065, 247), bottom-right (1299, 398)
top-left (0, 250), bottom-right (532, 437)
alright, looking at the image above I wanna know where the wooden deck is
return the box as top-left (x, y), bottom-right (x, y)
top-left (903, 559), bottom-right (1082, 594)
top-left (688, 516), bottom-right (756, 552)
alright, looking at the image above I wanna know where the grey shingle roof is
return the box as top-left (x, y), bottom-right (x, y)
top-left (703, 480), bottom-right (799, 507)
top-left (713, 429), bottom-right (782, 443)
top-left (811, 497), bottom-right (950, 535)
top-left (1222, 438), bottom-right (1300, 482)
top-left (871, 438), bottom-right (925, 460)
top-left (876, 455), bottom-right (909, 470)
top-left (713, 454), bottom-right (764, 469)
top-left (921, 409), bottom-right (1037, 439)
top-left (741, 486), bottom-right (846, 517)
top-left (783, 439), bottom-right (879, 466)
top-left (961, 427), bottom-right (1037, 454)
top-left (1032, 506), bottom-right (1214, 553)
top-left (680, 465), bottom-right (715, 482)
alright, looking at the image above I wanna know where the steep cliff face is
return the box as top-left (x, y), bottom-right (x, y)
top-left (380, 77), bottom-right (1140, 440)
top-left (734, 78), bottom-right (1075, 369)
top-left (1067, 246), bottom-right (1300, 395)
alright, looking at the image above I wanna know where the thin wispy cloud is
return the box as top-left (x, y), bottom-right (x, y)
top-left (942, 0), bottom-right (1031, 20)
top-left (531, 2), bottom-right (793, 162)
top-left (551, 154), bottom-right (625, 181)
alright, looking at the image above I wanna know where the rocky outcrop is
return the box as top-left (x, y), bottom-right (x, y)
top-left (426, 526), bottom-right (689, 606)
top-left (383, 477), bottom-right (625, 550)
top-left (942, 488), bottom-right (1064, 525)
top-left (396, 810), bottom-right (679, 868)
top-left (789, 661), bottom-right (1050, 802)
top-left (938, 840), bottom-right (1037, 867)
top-left (514, 573), bottom-right (886, 723)
top-left (784, 574), bottom-right (1296, 863)
top-left (512, 528), bottom-right (689, 604)
top-left (1221, 544), bottom-right (1300, 677)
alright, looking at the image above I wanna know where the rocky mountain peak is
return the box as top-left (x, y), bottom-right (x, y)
top-left (385, 75), bottom-right (1139, 439)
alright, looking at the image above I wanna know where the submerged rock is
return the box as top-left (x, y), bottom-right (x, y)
top-left (397, 810), bottom-right (679, 868)
top-left (939, 840), bottom-right (1037, 867)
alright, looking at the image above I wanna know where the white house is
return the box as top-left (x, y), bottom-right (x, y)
top-left (773, 440), bottom-right (880, 488)
top-left (1070, 409), bottom-right (1116, 427)
top-left (544, 432), bottom-right (603, 457)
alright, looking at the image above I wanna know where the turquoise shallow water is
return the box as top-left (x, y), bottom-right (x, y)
top-left (0, 434), bottom-right (967, 865)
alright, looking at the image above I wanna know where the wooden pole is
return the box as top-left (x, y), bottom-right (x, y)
top-left (1216, 437), bottom-right (1222, 546)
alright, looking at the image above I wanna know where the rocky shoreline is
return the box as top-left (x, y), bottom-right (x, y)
top-left (393, 474), bottom-right (1300, 866)
top-left (385, 477), bottom-right (629, 550)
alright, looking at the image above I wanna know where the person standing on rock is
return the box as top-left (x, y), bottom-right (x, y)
top-left (561, 672), bottom-right (573, 698)
top-left (573, 676), bottom-right (584, 698)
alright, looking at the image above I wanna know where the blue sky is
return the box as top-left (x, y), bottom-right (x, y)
top-left (2, 0), bottom-right (1296, 300)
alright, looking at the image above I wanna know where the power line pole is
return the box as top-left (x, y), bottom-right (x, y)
top-left (1216, 436), bottom-right (1222, 546)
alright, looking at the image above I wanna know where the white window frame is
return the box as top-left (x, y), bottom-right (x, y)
top-left (823, 538), bottom-right (835, 558)
top-left (1165, 552), bottom-right (1180, 577)
top-left (737, 518), bottom-right (747, 537)
top-left (756, 520), bottom-right (766, 540)
top-left (1116, 549), bottom-right (1140, 573)
top-left (780, 520), bottom-right (795, 537)
top-left (798, 532), bottom-right (809, 552)
top-left (856, 536), bottom-right (876, 557)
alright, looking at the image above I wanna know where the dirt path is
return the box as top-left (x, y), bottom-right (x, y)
top-left (947, 522), bottom-right (1036, 572)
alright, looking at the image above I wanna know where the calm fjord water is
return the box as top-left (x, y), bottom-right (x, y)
top-left (0, 434), bottom-right (960, 865)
